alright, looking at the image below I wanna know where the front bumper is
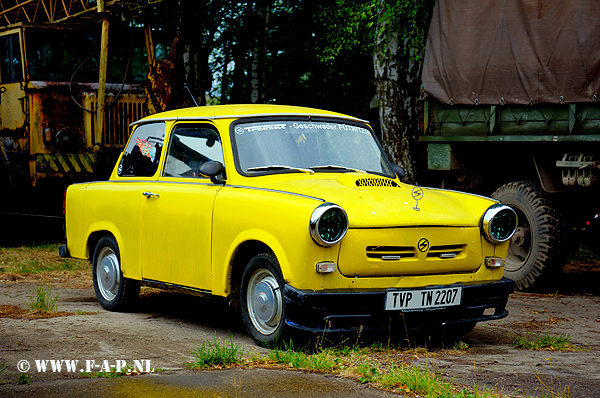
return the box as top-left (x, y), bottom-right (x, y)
top-left (283, 277), bottom-right (515, 333)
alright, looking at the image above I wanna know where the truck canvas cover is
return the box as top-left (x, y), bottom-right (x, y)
top-left (422, 0), bottom-right (600, 105)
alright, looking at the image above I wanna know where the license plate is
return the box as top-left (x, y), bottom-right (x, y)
top-left (385, 286), bottom-right (463, 311)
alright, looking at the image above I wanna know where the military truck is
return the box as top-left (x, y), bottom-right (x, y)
top-left (419, 0), bottom-right (600, 289)
top-left (0, 1), bottom-right (156, 216)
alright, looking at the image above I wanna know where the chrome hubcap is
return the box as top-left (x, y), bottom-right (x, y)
top-left (96, 247), bottom-right (120, 301)
top-left (247, 269), bottom-right (282, 335)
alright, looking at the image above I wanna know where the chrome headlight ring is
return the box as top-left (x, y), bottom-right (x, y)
top-left (310, 203), bottom-right (348, 247)
top-left (481, 204), bottom-right (518, 244)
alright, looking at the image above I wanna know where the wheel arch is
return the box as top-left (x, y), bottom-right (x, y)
top-left (87, 230), bottom-right (116, 261)
top-left (83, 225), bottom-right (140, 280)
top-left (216, 229), bottom-right (290, 300)
top-left (228, 240), bottom-right (275, 307)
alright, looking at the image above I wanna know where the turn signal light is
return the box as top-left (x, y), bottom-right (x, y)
top-left (316, 261), bottom-right (337, 274)
top-left (485, 257), bottom-right (505, 268)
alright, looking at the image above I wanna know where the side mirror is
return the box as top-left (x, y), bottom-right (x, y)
top-left (392, 164), bottom-right (405, 179)
top-left (199, 161), bottom-right (225, 184)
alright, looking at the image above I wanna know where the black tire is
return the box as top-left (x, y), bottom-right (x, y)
top-left (492, 181), bottom-right (561, 290)
top-left (240, 253), bottom-right (288, 345)
top-left (92, 236), bottom-right (140, 311)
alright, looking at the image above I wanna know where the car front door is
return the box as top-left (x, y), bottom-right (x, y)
top-left (140, 122), bottom-right (225, 292)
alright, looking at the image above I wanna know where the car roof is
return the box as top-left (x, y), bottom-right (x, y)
top-left (131, 104), bottom-right (367, 127)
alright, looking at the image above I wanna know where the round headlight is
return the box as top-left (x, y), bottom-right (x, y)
top-left (481, 204), bottom-right (517, 243)
top-left (310, 203), bottom-right (348, 246)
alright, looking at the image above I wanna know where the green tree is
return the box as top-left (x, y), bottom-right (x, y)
top-left (317, 0), bottom-right (435, 183)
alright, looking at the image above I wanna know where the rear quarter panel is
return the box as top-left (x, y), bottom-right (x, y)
top-left (65, 181), bottom-right (144, 280)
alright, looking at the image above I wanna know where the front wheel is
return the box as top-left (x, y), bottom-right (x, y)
top-left (240, 253), bottom-right (288, 345)
top-left (92, 236), bottom-right (139, 311)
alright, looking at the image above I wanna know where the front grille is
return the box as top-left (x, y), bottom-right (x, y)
top-left (365, 244), bottom-right (465, 260)
top-left (366, 246), bottom-right (416, 260)
top-left (426, 244), bottom-right (465, 259)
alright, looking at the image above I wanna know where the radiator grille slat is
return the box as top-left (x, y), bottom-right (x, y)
top-left (87, 94), bottom-right (147, 148)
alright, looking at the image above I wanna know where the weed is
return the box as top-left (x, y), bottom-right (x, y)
top-left (452, 340), bottom-right (470, 351)
top-left (567, 245), bottom-right (600, 264)
top-left (356, 363), bottom-right (379, 384)
top-left (0, 362), bottom-right (8, 383)
top-left (535, 373), bottom-right (571, 398)
top-left (267, 341), bottom-right (340, 371)
top-left (75, 310), bottom-right (98, 315)
top-left (28, 283), bottom-right (59, 315)
top-left (188, 334), bottom-right (244, 369)
top-left (16, 373), bottom-right (31, 385)
top-left (514, 333), bottom-right (574, 351)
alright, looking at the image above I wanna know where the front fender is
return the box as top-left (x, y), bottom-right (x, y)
top-left (210, 186), bottom-right (339, 297)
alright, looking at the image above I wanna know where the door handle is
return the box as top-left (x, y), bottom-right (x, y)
top-left (142, 192), bottom-right (160, 199)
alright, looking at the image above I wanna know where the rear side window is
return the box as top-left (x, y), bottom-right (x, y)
top-left (117, 123), bottom-right (165, 177)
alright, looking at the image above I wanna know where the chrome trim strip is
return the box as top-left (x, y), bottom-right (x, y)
top-left (380, 255), bottom-right (401, 261)
top-left (71, 179), bottom-right (324, 201)
top-left (428, 187), bottom-right (495, 201)
top-left (130, 113), bottom-right (368, 127)
top-left (227, 185), bottom-right (325, 202)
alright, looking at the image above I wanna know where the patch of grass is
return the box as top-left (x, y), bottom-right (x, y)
top-left (264, 342), bottom-right (502, 398)
top-left (188, 334), bottom-right (244, 369)
top-left (82, 363), bottom-right (133, 378)
top-left (28, 283), bottom-right (59, 315)
top-left (75, 310), bottom-right (98, 315)
top-left (16, 373), bottom-right (31, 385)
top-left (452, 340), bottom-right (470, 351)
top-left (514, 333), bottom-right (574, 351)
top-left (567, 245), bottom-right (600, 264)
top-left (0, 244), bottom-right (88, 274)
top-left (373, 363), bottom-right (498, 397)
top-left (268, 342), bottom-right (339, 371)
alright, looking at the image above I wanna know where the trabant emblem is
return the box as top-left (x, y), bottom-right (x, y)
top-left (411, 187), bottom-right (423, 211)
top-left (418, 238), bottom-right (430, 252)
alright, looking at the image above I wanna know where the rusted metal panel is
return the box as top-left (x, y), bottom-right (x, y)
top-left (35, 153), bottom-right (94, 173)
top-left (82, 92), bottom-right (147, 149)
top-left (0, 83), bottom-right (27, 131)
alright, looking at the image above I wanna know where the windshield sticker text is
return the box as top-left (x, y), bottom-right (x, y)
top-left (235, 124), bottom-right (287, 135)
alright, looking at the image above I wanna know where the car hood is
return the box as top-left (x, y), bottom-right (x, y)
top-left (259, 173), bottom-right (495, 228)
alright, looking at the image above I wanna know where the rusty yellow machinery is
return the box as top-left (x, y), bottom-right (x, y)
top-left (0, 1), bottom-right (163, 215)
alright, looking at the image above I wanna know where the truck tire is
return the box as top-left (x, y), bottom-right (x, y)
top-left (491, 182), bottom-right (561, 290)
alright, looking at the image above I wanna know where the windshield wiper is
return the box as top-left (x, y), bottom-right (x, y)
top-left (247, 165), bottom-right (315, 174)
top-left (309, 165), bottom-right (367, 173)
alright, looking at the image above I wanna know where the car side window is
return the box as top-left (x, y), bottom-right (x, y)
top-left (163, 124), bottom-right (225, 178)
top-left (117, 123), bottom-right (165, 177)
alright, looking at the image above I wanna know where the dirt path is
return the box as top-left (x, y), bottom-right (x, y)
top-left (1, 264), bottom-right (599, 397)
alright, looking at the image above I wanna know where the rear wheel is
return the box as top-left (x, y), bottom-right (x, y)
top-left (92, 236), bottom-right (139, 311)
top-left (240, 253), bottom-right (288, 345)
top-left (492, 181), bottom-right (561, 290)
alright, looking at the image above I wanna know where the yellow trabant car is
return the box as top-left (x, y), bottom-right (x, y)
top-left (60, 104), bottom-right (517, 345)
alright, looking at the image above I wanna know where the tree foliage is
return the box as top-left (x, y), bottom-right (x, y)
top-left (135, 0), bottom-right (436, 181)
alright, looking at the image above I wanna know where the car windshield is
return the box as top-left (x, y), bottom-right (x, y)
top-left (233, 119), bottom-right (394, 177)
